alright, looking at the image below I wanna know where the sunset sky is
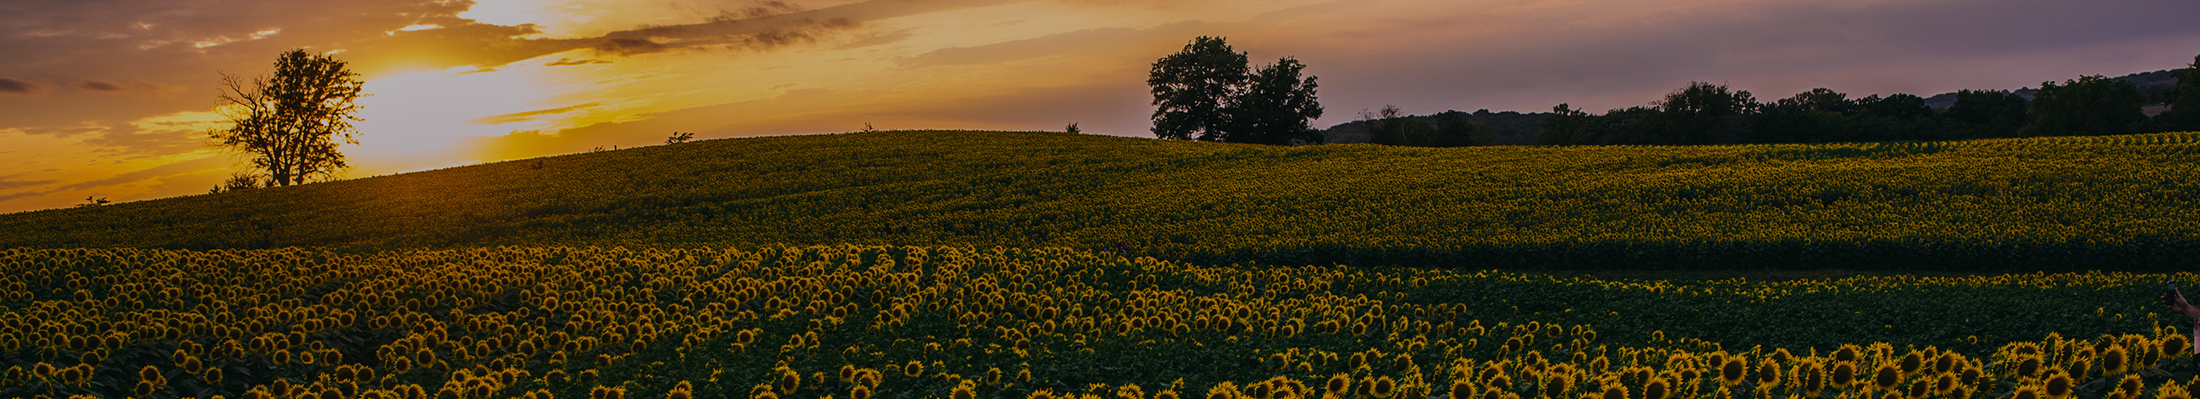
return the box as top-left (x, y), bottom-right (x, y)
top-left (2, 0), bottom-right (2198, 214)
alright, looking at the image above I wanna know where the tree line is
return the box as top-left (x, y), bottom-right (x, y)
top-left (1538, 63), bottom-right (2200, 146)
top-left (1145, 42), bottom-right (2200, 147)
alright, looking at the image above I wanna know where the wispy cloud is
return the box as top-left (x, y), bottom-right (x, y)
top-left (0, 77), bottom-right (42, 94)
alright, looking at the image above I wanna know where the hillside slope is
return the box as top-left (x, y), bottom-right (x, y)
top-left (5, 130), bottom-right (2200, 270)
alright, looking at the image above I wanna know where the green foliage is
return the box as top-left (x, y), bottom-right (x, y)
top-left (1232, 57), bottom-right (1324, 145)
top-left (0, 246), bottom-right (2186, 399)
top-left (1149, 37), bottom-right (1323, 145)
top-left (2160, 55), bottom-right (2200, 132)
top-left (1941, 90), bottom-right (2030, 138)
top-left (1148, 36), bottom-right (1249, 142)
top-left (2021, 75), bottom-right (2149, 137)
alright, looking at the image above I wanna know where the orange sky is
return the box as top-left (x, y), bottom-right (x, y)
top-left (3, 0), bottom-right (2199, 214)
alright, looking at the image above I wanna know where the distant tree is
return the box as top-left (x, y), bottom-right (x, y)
top-left (666, 131), bottom-right (695, 144)
top-left (1423, 111), bottom-right (1488, 147)
top-left (1650, 82), bottom-right (1757, 144)
top-left (1364, 105), bottom-right (1405, 145)
top-left (1149, 36), bottom-right (1250, 141)
top-left (2020, 75), bottom-right (2147, 137)
top-left (77, 196), bottom-right (109, 208)
top-left (209, 173), bottom-right (267, 194)
top-left (2160, 54), bottom-right (2200, 132)
top-left (210, 49), bottom-right (366, 187)
top-left (1229, 57), bottom-right (1324, 145)
top-left (1942, 89), bottom-right (2030, 138)
top-left (1537, 103), bottom-right (1592, 145)
top-left (1065, 122), bottom-right (1081, 134)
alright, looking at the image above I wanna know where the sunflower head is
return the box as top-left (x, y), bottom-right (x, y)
top-left (1904, 379), bottom-right (1929, 399)
top-left (1898, 351), bottom-right (1923, 376)
top-left (1871, 364), bottom-right (1901, 391)
top-left (1599, 385), bottom-right (1626, 399)
top-left (1720, 358), bottom-right (1749, 386)
top-left (1755, 361), bottom-right (1781, 387)
top-left (2016, 356), bottom-right (2044, 378)
top-left (1542, 374), bottom-right (1572, 399)
top-left (1934, 353), bottom-right (1959, 375)
top-left (1643, 377), bottom-right (1672, 399)
top-left (1212, 382), bottom-right (1243, 399)
top-left (2011, 384), bottom-right (2042, 399)
top-left (2102, 345), bottom-right (2130, 375)
top-left (2042, 369), bottom-right (2075, 399)
top-left (1448, 380), bottom-right (1475, 399)
top-left (1328, 375), bottom-right (1352, 396)
top-left (1372, 377), bottom-right (1397, 399)
top-left (954, 380), bottom-right (980, 399)
top-left (1799, 361), bottom-right (1827, 396)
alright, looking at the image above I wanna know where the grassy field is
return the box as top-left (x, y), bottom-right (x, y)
top-left (4, 130), bottom-right (2200, 270)
top-left (1, 246), bottom-right (2192, 399)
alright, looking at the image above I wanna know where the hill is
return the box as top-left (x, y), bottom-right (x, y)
top-left (5, 130), bottom-right (2200, 270)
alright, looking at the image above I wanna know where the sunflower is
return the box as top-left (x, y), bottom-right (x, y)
top-left (2101, 345), bottom-right (2129, 375)
top-left (1904, 379), bottom-right (1928, 399)
top-left (954, 380), bottom-right (980, 399)
top-left (779, 367), bottom-right (802, 393)
top-left (1719, 358), bottom-right (1748, 386)
top-left (1931, 373), bottom-right (1956, 395)
top-left (2116, 375), bottom-right (2145, 399)
top-left (1372, 377), bottom-right (1398, 399)
top-left (1755, 361), bottom-right (1782, 388)
top-left (1643, 376), bottom-right (1672, 399)
top-left (1450, 380), bottom-right (1476, 399)
top-left (1598, 385), bottom-right (1627, 399)
top-left (1212, 382), bottom-right (1243, 399)
top-left (905, 361), bottom-right (925, 377)
top-left (1834, 345), bottom-right (1863, 364)
top-left (1898, 351), bottom-right (1923, 377)
top-left (2161, 380), bottom-right (2195, 399)
top-left (2010, 384), bottom-right (2042, 399)
top-left (1870, 364), bottom-right (1901, 392)
top-left (2016, 356), bottom-right (2044, 378)
top-left (1328, 374), bottom-right (1353, 397)
top-left (2041, 369), bottom-right (2075, 399)
top-left (1797, 361), bottom-right (1826, 397)
top-left (1029, 390), bottom-right (1054, 399)
top-left (1542, 373), bottom-right (1572, 399)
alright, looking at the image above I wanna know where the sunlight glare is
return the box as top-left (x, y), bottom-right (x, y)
top-left (349, 65), bottom-right (571, 177)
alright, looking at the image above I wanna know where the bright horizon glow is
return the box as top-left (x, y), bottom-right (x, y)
top-left (2, 0), bottom-right (2199, 213)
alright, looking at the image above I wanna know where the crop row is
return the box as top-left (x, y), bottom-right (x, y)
top-left (0, 246), bottom-right (2190, 399)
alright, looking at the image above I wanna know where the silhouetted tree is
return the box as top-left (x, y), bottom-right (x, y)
top-left (2160, 55), bottom-right (2200, 132)
top-left (1424, 111), bottom-right (1489, 147)
top-left (211, 49), bottom-right (365, 187)
top-left (1942, 90), bottom-right (2030, 138)
top-left (1149, 36), bottom-right (1249, 141)
top-left (1364, 105), bottom-right (1405, 145)
top-left (1537, 103), bottom-right (1593, 145)
top-left (1649, 82), bottom-right (1756, 144)
top-left (209, 173), bottom-right (267, 194)
top-left (1229, 57), bottom-right (1323, 145)
top-left (2021, 75), bottom-right (2147, 137)
top-left (666, 131), bottom-right (695, 144)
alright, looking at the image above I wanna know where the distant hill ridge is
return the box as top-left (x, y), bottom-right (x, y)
top-left (6, 130), bottom-right (2200, 270)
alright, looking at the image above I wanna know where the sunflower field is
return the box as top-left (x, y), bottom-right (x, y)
top-left (4, 130), bottom-right (2200, 270)
top-left (2, 245), bottom-right (2195, 399)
